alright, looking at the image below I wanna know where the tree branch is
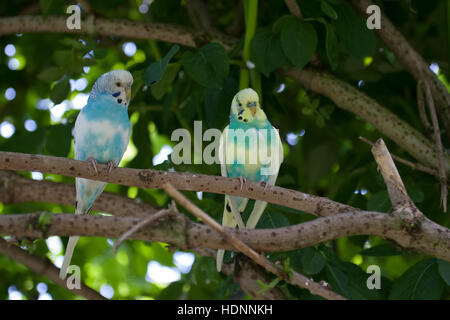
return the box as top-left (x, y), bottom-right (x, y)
top-left (0, 238), bottom-right (105, 300)
top-left (0, 15), bottom-right (238, 51)
top-left (0, 170), bottom-right (288, 300)
top-left (284, 0), bottom-right (303, 19)
top-left (281, 68), bottom-right (450, 174)
top-left (423, 81), bottom-right (448, 212)
top-left (1, 208), bottom-right (449, 262)
top-left (0, 15), bottom-right (445, 175)
top-left (348, 0), bottom-right (450, 142)
top-left (0, 152), bottom-right (359, 217)
top-left (0, 151), bottom-right (449, 262)
top-left (185, 0), bottom-right (212, 29)
top-left (359, 136), bottom-right (439, 178)
top-left (371, 139), bottom-right (420, 211)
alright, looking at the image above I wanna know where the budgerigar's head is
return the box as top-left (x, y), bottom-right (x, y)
top-left (230, 88), bottom-right (265, 123)
top-left (90, 70), bottom-right (133, 107)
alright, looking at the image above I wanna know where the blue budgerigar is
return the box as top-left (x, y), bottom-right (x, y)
top-left (59, 70), bottom-right (133, 280)
top-left (216, 88), bottom-right (284, 272)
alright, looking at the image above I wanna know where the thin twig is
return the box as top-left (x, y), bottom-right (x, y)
top-left (112, 207), bottom-right (173, 253)
top-left (226, 0), bottom-right (245, 36)
top-left (0, 238), bottom-right (105, 300)
top-left (423, 81), bottom-right (448, 212)
top-left (185, 0), bottom-right (212, 29)
top-left (417, 81), bottom-right (434, 138)
top-left (78, 0), bottom-right (94, 14)
top-left (162, 182), bottom-right (346, 300)
top-left (359, 136), bottom-right (438, 177)
top-left (284, 0), bottom-right (303, 18)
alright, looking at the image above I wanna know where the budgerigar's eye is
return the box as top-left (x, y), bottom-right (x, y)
top-left (112, 92), bottom-right (121, 97)
top-left (116, 82), bottom-right (121, 87)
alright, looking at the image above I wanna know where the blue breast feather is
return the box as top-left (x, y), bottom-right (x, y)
top-left (74, 93), bottom-right (130, 164)
top-left (226, 116), bottom-right (275, 182)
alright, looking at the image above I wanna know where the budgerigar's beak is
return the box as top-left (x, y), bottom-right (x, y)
top-left (126, 88), bottom-right (131, 101)
top-left (247, 101), bottom-right (257, 116)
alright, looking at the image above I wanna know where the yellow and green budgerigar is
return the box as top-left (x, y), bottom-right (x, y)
top-left (216, 88), bottom-right (284, 272)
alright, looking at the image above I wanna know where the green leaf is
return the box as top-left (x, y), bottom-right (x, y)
top-left (53, 50), bottom-right (72, 67)
top-left (280, 17), bottom-right (317, 70)
top-left (144, 45), bottom-right (180, 85)
top-left (255, 210), bottom-right (290, 229)
top-left (360, 244), bottom-right (402, 256)
top-left (324, 22), bottom-right (339, 70)
top-left (40, 0), bottom-right (56, 18)
top-left (404, 180), bottom-right (424, 203)
top-left (389, 259), bottom-right (444, 300)
top-left (272, 15), bottom-right (291, 34)
top-left (334, 3), bottom-right (376, 59)
top-left (150, 63), bottom-right (180, 100)
top-left (367, 190), bottom-right (391, 212)
top-left (306, 143), bottom-right (337, 184)
top-left (321, 0), bottom-right (338, 19)
top-left (181, 43), bottom-right (229, 88)
top-left (301, 247), bottom-right (326, 275)
top-left (44, 124), bottom-right (72, 157)
top-left (37, 212), bottom-right (53, 230)
top-left (437, 259), bottom-right (450, 285)
top-left (324, 263), bottom-right (349, 297)
top-left (204, 76), bottom-right (237, 129)
top-left (257, 277), bottom-right (281, 294)
top-left (250, 29), bottom-right (286, 77)
top-left (93, 48), bottom-right (107, 60)
top-left (50, 76), bottom-right (70, 104)
top-left (37, 67), bottom-right (63, 83)
top-left (343, 262), bottom-right (383, 300)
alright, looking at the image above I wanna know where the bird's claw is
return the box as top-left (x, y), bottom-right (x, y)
top-left (260, 180), bottom-right (271, 191)
top-left (238, 176), bottom-right (247, 190)
top-left (106, 161), bottom-right (117, 175)
top-left (87, 158), bottom-right (98, 175)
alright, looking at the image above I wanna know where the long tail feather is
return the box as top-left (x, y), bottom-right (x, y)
top-left (59, 201), bottom-right (85, 280)
top-left (216, 195), bottom-right (238, 272)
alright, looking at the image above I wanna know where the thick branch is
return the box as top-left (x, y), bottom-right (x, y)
top-left (359, 136), bottom-right (439, 177)
top-left (0, 152), bottom-right (358, 217)
top-left (348, 0), bottom-right (450, 142)
top-left (0, 238), bottom-right (105, 300)
top-left (0, 170), bottom-right (158, 219)
top-left (1, 210), bottom-right (449, 262)
top-left (282, 68), bottom-right (450, 174)
top-left (0, 15), bottom-right (237, 51)
top-left (371, 139), bottom-right (414, 210)
top-left (0, 170), bottom-right (286, 299)
top-left (0, 15), bottom-right (445, 174)
top-left (162, 182), bottom-right (346, 300)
